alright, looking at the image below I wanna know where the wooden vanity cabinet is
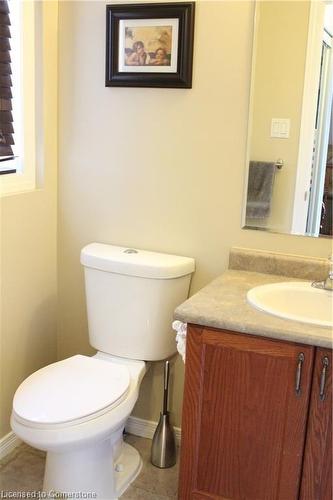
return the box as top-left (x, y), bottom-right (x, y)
top-left (178, 325), bottom-right (332, 500)
top-left (300, 348), bottom-right (332, 500)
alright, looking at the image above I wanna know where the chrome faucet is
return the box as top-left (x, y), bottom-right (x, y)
top-left (312, 255), bottom-right (333, 291)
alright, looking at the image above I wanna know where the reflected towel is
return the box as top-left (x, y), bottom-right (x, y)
top-left (246, 161), bottom-right (276, 218)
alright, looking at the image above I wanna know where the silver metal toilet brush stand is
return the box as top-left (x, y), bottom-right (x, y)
top-left (151, 360), bottom-right (176, 468)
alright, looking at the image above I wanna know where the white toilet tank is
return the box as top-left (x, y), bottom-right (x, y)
top-left (80, 243), bottom-right (195, 361)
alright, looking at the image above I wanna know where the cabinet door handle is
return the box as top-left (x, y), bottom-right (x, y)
top-left (319, 356), bottom-right (329, 401)
top-left (295, 353), bottom-right (305, 396)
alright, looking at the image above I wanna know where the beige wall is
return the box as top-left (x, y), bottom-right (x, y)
top-left (249, 1), bottom-right (310, 233)
top-left (58, 0), bottom-right (332, 428)
top-left (0, 3), bottom-right (58, 438)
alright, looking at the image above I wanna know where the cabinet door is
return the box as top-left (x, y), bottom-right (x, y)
top-left (300, 348), bottom-right (332, 500)
top-left (178, 325), bottom-right (314, 500)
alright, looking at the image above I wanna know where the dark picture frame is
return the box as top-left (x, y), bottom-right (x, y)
top-left (106, 3), bottom-right (195, 88)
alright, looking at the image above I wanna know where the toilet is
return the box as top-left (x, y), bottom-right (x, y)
top-left (11, 243), bottom-right (195, 499)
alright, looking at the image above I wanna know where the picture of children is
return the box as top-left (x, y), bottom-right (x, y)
top-left (123, 25), bottom-right (173, 69)
top-left (125, 41), bottom-right (148, 66)
top-left (149, 47), bottom-right (170, 66)
top-left (106, 4), bottom-right (194, 86)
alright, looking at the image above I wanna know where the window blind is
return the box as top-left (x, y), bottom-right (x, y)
top-left (0, 0), bottom-right (15, 173)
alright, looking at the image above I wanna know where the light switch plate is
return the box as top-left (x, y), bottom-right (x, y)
top-left (271, 118), bottom-right (290, 138)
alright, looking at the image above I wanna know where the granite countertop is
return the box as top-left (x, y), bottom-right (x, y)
top-left (174, 269), bottom-right (333, 349)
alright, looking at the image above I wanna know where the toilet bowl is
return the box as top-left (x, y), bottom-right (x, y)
top-left (11, 353), bottom-right (146, 498)
top-left (11, 243), bottom-right (195, 498)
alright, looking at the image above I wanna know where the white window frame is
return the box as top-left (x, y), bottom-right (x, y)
top-left (0, 0), bottom-right (37, 196)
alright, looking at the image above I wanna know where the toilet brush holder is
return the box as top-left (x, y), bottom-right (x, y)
top-left (151, 361), bottom-right (176, 468)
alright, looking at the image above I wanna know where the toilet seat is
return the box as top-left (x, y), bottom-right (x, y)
top-left (13, 355), bottom-right (130, 426)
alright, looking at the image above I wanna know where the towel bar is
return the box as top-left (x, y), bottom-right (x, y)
top-left (275, 159), bottom-right (284, 169)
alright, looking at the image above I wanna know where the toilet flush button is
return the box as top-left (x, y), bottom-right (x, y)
top-left (123, 249), bottom-right (138, 254)
top-left (115, 463), bottom-right (124, 472)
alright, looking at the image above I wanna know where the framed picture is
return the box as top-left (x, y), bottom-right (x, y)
top-left (106, 3), bottom-right (195, 88)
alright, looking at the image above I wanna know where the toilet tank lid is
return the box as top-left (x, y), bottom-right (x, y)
top-left (80, 243), bottom-right (195, 279)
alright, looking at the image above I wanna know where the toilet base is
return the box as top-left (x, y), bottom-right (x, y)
top-left (113, 442), bottom-right (143, 498)
top-left (43, 438), bottom-right (142, 499)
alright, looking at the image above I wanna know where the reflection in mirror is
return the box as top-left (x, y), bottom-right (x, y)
top-left (243, 1), bottom-right (333, 238)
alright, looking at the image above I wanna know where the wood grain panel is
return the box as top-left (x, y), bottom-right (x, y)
top-left (300, 348), bottom-right (332, 500)
top-left (192, 492), bottom-right (231, 499)
top-left (178, 325), bottom-right (205, 499)
top-left (178, 325), bottom-right (315, 500)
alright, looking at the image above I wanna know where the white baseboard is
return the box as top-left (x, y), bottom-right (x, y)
top-left (126, 416), bottom-right (181, 445)
top-left (0, 431), bottom-right (22, 460)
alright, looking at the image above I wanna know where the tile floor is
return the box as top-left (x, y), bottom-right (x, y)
top-left (0, 434), bottom-right (179, 499)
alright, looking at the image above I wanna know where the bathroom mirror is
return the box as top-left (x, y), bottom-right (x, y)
top-left (242, 1), bottom-right (333, 238)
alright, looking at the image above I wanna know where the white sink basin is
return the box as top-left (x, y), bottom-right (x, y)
top-left (247, 282), bottom-right (333, 328)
